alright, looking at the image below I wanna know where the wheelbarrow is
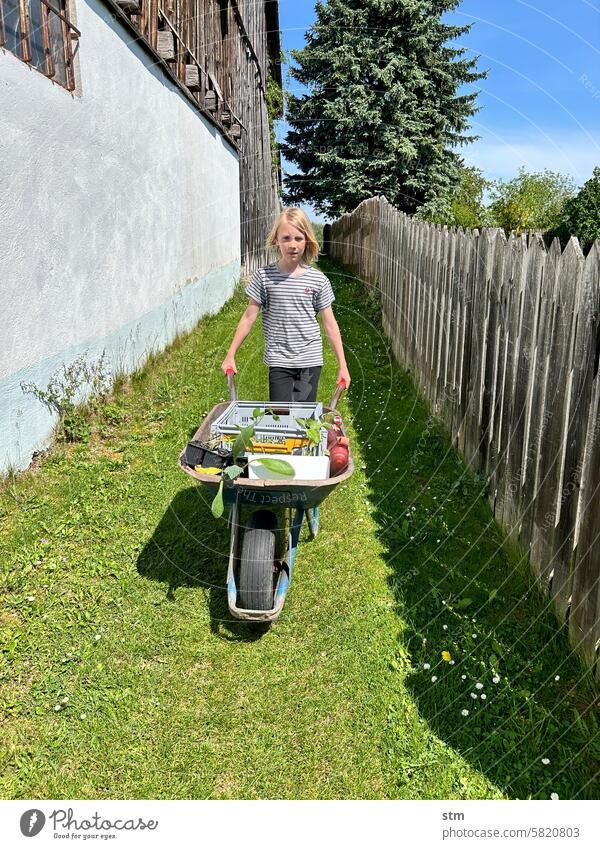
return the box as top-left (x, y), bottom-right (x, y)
top-left (178, 373), bottom-right (353, 622)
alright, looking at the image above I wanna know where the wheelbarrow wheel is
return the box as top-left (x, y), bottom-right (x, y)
top-left (238, 510), bottom-right (277, 611)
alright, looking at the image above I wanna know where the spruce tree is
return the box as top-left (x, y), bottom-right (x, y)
top-left (281, 0), bottom-right (486, 217)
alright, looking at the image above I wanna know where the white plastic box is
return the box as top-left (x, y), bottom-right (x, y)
top-left (246, 452), bottom-right (330, 481)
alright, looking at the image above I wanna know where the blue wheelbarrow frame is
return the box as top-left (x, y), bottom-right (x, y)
top-left (178, 375), bottom-right (353, 622)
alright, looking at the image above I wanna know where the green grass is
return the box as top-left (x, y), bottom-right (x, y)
top-left (0, 257), bottom-right (598, 800)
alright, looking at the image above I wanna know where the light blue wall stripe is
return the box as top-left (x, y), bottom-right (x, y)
top-left (1, 259), bottom-right (240, 473)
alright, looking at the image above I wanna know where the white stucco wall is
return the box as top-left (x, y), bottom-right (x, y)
top-left (0, 0), bottom-right (241, 472)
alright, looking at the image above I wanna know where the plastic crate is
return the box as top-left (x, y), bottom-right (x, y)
top-left (210, 401), bottom-right (327, 455)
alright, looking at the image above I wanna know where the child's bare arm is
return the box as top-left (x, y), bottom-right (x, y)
top-left (221, 300), bottom-right (261, 374)
top-left (320, 307), bottom-right (351, 388)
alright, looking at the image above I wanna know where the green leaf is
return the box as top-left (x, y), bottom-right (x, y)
top-left (488, 588), bottom-right (498, 603)
top-left (211, 479), bottom-right (224, 518)
top-left (233, 425), bottom-right (254, 462)
top-left (252, 407), bottom-right (262, 420)
top-left (455, 597), bottom-right (472, 609)
top-left (232, 434), bottom-right (246, 463)
top-left (240, 425), bottom-right (255, 444)
top-left (251, 457), bottom-right (295, 477)
top-left (223, 464), bottom-right (244, 480)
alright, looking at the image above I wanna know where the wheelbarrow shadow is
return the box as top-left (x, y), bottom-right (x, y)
top-left (136, 486), bottom-right (269, 641)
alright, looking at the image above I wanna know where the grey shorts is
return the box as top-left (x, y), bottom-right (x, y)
top-left (268, 366), bottom-right (321, 402)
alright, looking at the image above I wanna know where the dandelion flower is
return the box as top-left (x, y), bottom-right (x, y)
top-left (541, 758), bottom-right (550, 765)
top-left (461, 709), bottom-right (469, 716)
top-left (470, 692), bottom-right (478, 699)
top-left (423, 663), bottom-right (431, 670)
top-left (475, 682), bottom-right (483, 690)
top-left (554, 675), bottom-right (560, 681)
top-left (492, 676), bottom-right (500, 684)
top-left (442, 651), bottom-right (452, 662)
top-left (480, 693), bottom-right (487, 700)
top-left (550, 793), bottom-right (559, 800)
top-left (431, 675), bottom-right (438, 682)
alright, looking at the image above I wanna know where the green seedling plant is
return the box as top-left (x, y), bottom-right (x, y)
top-left (295, 413), bottom-right (333, 456)
top-left (210, 407), bottom-right (294, 517)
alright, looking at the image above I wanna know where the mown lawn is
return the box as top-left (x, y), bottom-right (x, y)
top-left (0, 257), bottom-right (598, 800)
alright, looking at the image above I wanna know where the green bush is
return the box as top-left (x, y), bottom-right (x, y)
top-left (556, 166), bottom-right (600, 251)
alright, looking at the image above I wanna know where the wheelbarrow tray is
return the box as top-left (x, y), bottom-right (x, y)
top-left (178, 401), bottom-right (354, 509)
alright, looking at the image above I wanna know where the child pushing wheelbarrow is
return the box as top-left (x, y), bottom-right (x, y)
top-left (178, 209), bottom-right (353, 621)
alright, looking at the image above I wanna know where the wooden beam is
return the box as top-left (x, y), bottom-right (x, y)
top-left (204, 89), bottom-right (217, 113)
top-left (156, 29), bottom-right (175, 61)
top-left (115, 0), bottom-right (141, 12)
top-left (185, 64), bottom-right (200, 91)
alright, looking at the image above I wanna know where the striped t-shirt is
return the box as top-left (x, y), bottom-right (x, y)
top-left (245, 263), bottom-right (335, 368)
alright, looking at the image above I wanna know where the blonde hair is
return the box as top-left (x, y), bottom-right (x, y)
top-left (266, 207), bottom-right (321, 264)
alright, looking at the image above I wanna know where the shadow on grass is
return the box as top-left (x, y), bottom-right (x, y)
top-left (136, 486), bottom-right (268, 642)
top-left (321, 255), bottom-right (600, 801)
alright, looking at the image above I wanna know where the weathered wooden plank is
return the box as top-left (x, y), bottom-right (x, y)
top-left (464, 230), bottom-right (493, 471)
top-left (499, 234), bottom-right (529, 538)
top-left (479, 230), bottom-right (503, 476)
top-left (568, 364), bottom-right (600, 669)
top-left (457, 231), bottom-right (477, 457)
top-left (518, 238), bottom-right (561, 562)
top-left (530, 238), bottom-right (585, 587)
top-left (505, 236), bottom-right (543, 539)
top-left (552, 240), bottom-right (599, 623)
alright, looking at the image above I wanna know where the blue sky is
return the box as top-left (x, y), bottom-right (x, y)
top-left (276, 0), bottom-right (600, 221)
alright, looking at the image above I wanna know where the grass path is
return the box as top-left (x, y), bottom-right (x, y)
top-left (1, 257), bottom-right (598, 800)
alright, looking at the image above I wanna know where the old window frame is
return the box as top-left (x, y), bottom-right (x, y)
top-left (0, 0), bottom-right (80, 91)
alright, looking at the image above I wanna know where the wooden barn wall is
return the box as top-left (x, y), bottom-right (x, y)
top-left (106, 0), bottom-right (281, 274)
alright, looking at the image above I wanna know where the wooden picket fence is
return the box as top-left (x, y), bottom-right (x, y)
top-left (325, 196), bottom-right (600, 679)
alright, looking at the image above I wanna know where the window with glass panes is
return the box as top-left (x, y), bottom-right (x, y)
top-left (0, 0), bottom-right (80, 91)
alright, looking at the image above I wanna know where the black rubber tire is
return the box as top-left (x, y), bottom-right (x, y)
top-left (238, 511), bottom-right (277, 611)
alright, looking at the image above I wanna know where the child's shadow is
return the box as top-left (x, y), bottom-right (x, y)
top-left (136, 486), bottom-right (267, 641)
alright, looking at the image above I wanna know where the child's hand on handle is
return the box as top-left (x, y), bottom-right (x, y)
top-left (337, 365), bottom-right (351, 390)
top-left (221, 355), bottom-right (237, 375)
